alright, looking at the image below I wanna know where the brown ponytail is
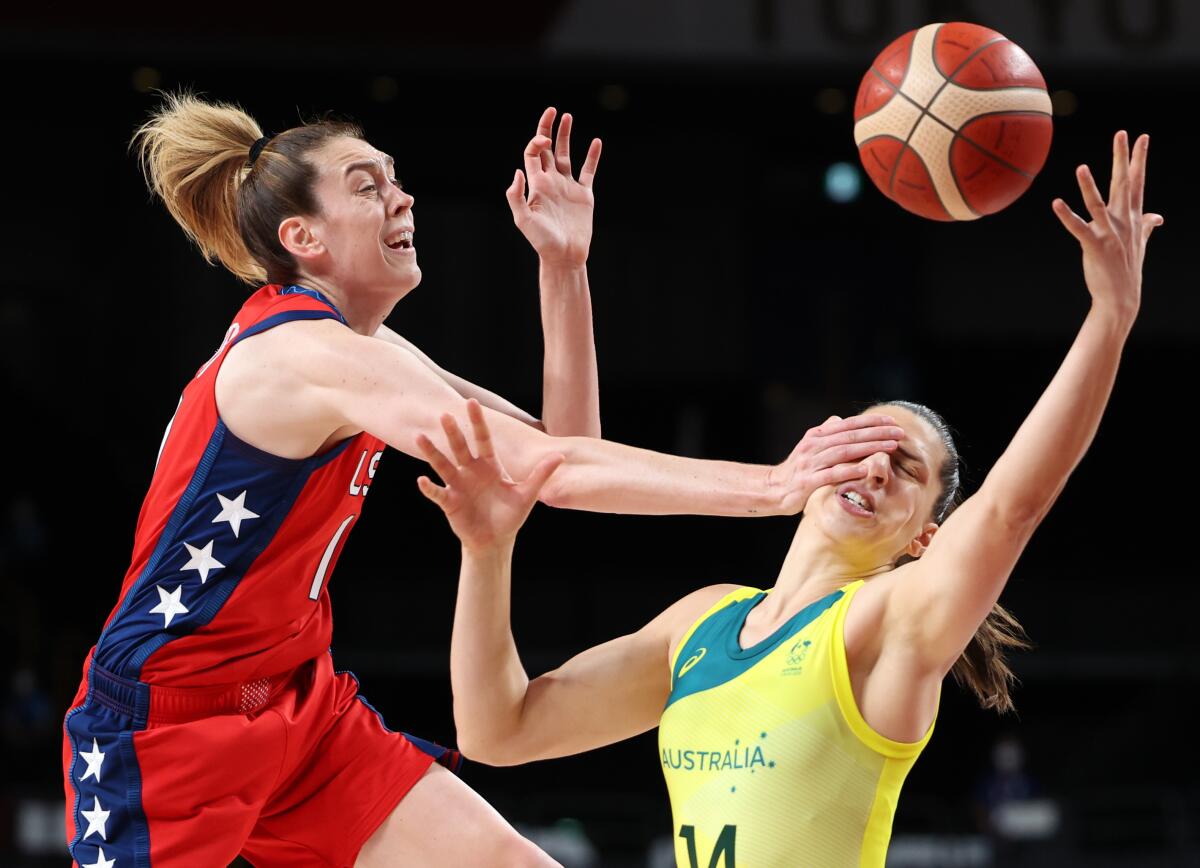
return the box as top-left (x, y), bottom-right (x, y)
top-left (949, 602), bottom-right (1030, 713)
top-left (131, 92), bottom-right (363, 286)
top-left (879, 401), bottom-right (1031, 714)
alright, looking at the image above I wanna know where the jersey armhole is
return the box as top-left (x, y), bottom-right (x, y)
top-left (830, 580), bottom-right (937, 759)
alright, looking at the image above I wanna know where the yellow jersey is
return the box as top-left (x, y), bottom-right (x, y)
top-left (658, 581), bottom-right (935, 867)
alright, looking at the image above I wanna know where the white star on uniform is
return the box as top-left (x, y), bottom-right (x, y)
top-left (212, 490), bottom-right (259, 538)
top-left (80, 738), bottom-right (106, 782)
top-left (81, 795), bottom-right (110, 840)
top-left (149, 584), bottom-right (188, 627)
top-left (181, 540), bottom-right (224, 584)
top-left (82, 847), bottom-right (116, 868)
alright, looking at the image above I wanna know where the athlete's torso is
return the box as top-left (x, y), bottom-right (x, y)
top-left (659, 581), bottom-right (934, 868)
top-left (90, 285), bottom-right (386, 686)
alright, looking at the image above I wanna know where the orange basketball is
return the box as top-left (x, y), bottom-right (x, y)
top-left (853, 22), bottom-right (1053, 221)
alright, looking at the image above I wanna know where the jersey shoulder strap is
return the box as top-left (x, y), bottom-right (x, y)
top-left (231, 284), bottom-right (348, 346)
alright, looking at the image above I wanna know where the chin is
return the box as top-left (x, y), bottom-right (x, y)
top-left (384, 265), bottom-right (421, 298)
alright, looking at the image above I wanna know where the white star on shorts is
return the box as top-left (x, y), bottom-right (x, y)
top-left (81, 795), bottom-right (110, 840)
top-left (79, 738), bottom-right (105, 783)
top-left (82, 846), bottom-right (116, 868)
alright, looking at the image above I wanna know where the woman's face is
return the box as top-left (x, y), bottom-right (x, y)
top-left (304, 136), bottom-right (420, 297)
top-left (805, 404), bottom-right (947, 565)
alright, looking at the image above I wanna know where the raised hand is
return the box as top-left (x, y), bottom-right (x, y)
top-left (506, 107), bottom-right (603, 267)
top-left (416, 400), bottom-right (564, 551)
top-left (1052, 131), bottom-right (1164, 317)
top-left (768, 414), bottom-right (907, 514)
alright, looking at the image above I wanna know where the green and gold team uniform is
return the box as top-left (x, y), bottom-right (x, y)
top-left (659, 581), bottom-right (935, 867)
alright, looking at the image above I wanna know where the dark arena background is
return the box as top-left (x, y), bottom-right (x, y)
top-left (2, 3), bottom-right (1197, 866)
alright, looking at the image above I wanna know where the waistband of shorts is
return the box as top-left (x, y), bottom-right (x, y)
top-left (89, 662), bottom-right (294, 725)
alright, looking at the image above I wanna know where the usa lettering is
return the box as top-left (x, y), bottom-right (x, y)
top-left (349, 449), bottom-right (383, 496)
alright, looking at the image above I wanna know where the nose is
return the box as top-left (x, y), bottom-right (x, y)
top-left (386, 185), bottom-right (414, 215)
top-left (861, 450), bottom-right (892, 486)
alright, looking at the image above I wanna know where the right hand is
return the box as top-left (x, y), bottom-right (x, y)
top-left (767, 414), bottom-right (906, 515)
top-left (416, 399), bottom-right (565, 551)
top-left (506, 107), bottom-right (602, 268)
top-left (1052, 130), bottom-right (1163, 320)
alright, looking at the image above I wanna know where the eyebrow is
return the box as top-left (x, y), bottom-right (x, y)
top-left (894, 444), bottom-right (925, 467)
top-left (342, 155), bottom-right (396, 178)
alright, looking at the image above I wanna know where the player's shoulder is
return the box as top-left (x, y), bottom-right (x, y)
top-left (230, 317), bottom-right (384, 378)
top-left (653, 583), bottom-right (754, 638)
top-left (656, 583), bottom-right (756, 667)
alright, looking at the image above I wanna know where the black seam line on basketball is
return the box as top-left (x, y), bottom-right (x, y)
top-left (912, 103), bottom-right (1040, 178)
top-left (872, 72), bottom-right (928, 196)
top-left (917, 98), bottom-right (1049, 163)
top-left (921, 34), bottom-right (1008, 136)
top-left (870, 30), bottom-right (918, 196)
top-left (891, 144), bottom-right (951, 219)
top-left (916, 33), bottom-right (1009, 146)
top-left (861, 66), bottom-right (928, 122)
top-left (952, 112), bottom-right (1046, 179)
top-left (893, 31), bottom-right (1011, 198)
top-left (892, 26), bottom-right (957, 197)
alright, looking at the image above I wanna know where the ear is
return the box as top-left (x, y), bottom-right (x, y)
top-left (278, 216), bottom-right (325, 264)
top-left (905, 522), bottom-right (939, 559)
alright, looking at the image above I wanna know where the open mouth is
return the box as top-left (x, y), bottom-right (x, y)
top-left (838, 488), bottom-right (875, 516)
top-left (385, 229), bottom-right (413, 251)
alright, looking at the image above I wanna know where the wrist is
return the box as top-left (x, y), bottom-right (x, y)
top-left (1089, 298), bottom-right (1139, 334)
top-left (538, 259), bottom-right (589, 280)
top-left (461, 537), bottom-right (517, 562)
top-left (760, 463), bottom-right (790, 517)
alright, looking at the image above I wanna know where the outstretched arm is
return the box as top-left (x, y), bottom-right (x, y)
top-left (893, 131), bottom-right (1163, 672)
top-left (417, 401), bottom-right (732, 764)
top-left (307, 317), bottom-right (906, 516)
top-left (507, 108), bottom-right (603, 437)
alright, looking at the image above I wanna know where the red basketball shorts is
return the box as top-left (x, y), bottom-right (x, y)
top-left (62, 650), bottom-right (461, 867)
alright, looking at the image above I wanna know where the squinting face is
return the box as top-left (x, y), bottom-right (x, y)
top-left (305, 136), bottom-right (419, 296)
top-left (805, 405), bottom-right (947, 565)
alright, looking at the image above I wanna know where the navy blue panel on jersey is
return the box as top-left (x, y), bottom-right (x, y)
top-left (93, 422), bottom-right (352, 678)
top-left (279, 284), bottom-right (348, 323)
top-left (665, 589), bottom-right (844, 710)
top-left (231, 309), bottom-right (343, 345)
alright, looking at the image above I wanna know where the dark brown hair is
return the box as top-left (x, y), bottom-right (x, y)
top-left (132, 92), bottom-right (363, 285)
top-left (881, 400), bottom-right (1031, 714)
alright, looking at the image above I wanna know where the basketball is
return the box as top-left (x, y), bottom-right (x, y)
top-left (853, 22), bottom-right (1053, 221)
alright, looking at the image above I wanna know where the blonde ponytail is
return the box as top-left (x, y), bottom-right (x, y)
top-left (132, 92), bottom-right (266, 284)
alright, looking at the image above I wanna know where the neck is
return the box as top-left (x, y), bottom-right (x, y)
top-left (762, 519), bottom-right (893, 619)
top-left (288, 276), bottom-right (399, 336)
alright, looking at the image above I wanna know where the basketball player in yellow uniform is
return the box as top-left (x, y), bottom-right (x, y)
top-left (415, 131), bottom-right (1159, 867)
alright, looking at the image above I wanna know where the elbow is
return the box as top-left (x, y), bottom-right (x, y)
top-left (536, 467), bottom-right (573, 509)
top-left (454, 730), bottom-right (527, 767)
top-left (984, 493), bottom-right (1050, 535)
top-left (537, 482), bottom-right (566, 510)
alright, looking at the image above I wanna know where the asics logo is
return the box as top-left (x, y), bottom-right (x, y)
top-left (678, 648), bottom-right (707, 678)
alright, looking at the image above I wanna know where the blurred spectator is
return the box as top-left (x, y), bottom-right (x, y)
top-left (974, 734), bottom-right (1062, 866)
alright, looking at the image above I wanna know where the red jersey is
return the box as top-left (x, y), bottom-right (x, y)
top-left (91, 285), bottom-right (386, 686)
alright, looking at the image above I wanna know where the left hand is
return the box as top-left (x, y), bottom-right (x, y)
top-left (416, 400), bottom-right (564, 552)
top-left (506, 107), bottom-right (603, 268)
top-left (1052, 131), bottom-right (1164, 317)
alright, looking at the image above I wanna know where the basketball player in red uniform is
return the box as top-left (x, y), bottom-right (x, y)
top-left (62, 93), bottom-right (907, 867)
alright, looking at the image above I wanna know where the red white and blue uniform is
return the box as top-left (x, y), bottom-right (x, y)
top-left (62, 286), bottom-right (459, 868)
